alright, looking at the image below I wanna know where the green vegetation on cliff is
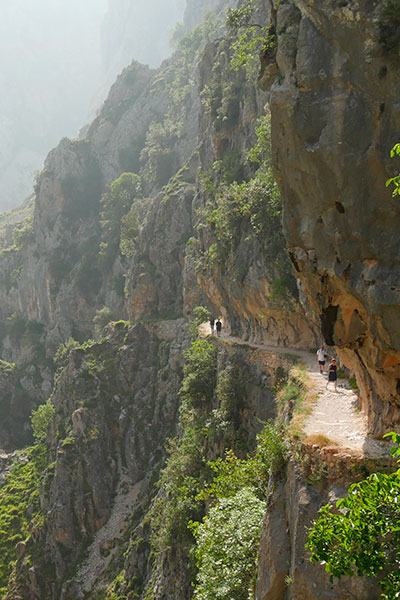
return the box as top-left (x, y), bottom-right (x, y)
top-left (139, 323), bottom-right (287, 599)
top-left (307, 434), bottom-right (400, 599)
top-left (386, 143), bottom-right (400, 197)
top-left (0, 445), bottom-right (48, 595)
top-left (193, 113), bottom-right (297, 302)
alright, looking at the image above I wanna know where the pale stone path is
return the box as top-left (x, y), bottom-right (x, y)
top-left (201, 323), bottom-right (390, 458)
top-left (70, 475), bottom-right (143, 597)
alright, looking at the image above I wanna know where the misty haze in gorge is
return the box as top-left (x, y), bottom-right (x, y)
top-left (0, 0), bottom-right (186, 210)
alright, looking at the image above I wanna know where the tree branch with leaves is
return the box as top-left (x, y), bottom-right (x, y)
top-left (306, 433), bottom-right (400, 599)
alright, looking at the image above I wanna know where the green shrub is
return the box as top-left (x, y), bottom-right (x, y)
top-left (195, 115), bottom-right (296, 299)
top-left (0, 359), bottom-right (16, 375)
top-left (307, 434), bottom-right (400, 600)
top-left (31, 401), bottom-right (56, 442)
top-left (140, 121), bottom-right (179, 187)
top-left (180, 340), bottom-right (218, 407)
top-left (215, 363), bottom-right (247, 431)
top-left (0, 445), bottom-right (48, 594)
top-left (386, 143), bottom-right (400, 197)
top-left (227, 0), bottom-right (276, 78)
top-left (54, 337), bottom-right (80, 366)
top-left (93, 306), bottom-right (114, 339)
top-left (13, 216), bottom-right (34, 249)
top-left (188, 306), bottom-right (211, 339)
top-left (101, 173), bottom-right (142, 244)
top-left (190, 487), bottom-right (265, 600)
top-left (189, 421), bottom-right (286, 600)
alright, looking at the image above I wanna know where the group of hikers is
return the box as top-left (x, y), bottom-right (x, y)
top-left (207, 317), bottom-right (338, 391)
top-left (316, 344), bottom-right (338, 392)
top-left (209, 317), bottom-right (222, 337)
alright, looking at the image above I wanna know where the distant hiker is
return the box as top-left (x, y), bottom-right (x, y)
top-left (326, 358), bottom-right (338, 392)
top-left (209, 317), bottom-right (215, 334)
top-left (216, 318), bottom-right (222, 337)
top-left (316, 344), bottom-right (328, 373)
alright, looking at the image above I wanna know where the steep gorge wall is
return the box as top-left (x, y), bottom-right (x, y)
top-left (2, 0), bottom-right (399, 598)
top-left (255, 460), bottom-right (383, 600)
top-left (268, 0), bottom-right (400, 434)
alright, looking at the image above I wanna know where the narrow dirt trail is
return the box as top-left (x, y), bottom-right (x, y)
top-left (201, 323), bottom-right (390, 458)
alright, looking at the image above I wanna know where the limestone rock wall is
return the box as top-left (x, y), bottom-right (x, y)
top-left (9, 320), bottom-right (188, 599)
top-left (269, 0), bottom-right (400, 434)
top-left (255, 461), bottom-right (382, 600)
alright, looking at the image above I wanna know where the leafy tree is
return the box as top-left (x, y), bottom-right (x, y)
top-left (180, 339), bottom-right (218, 407)
top-left (190, 488), bottom-right (265, 600)
top-left (190, 422), bottom-right (286, 600)
top-left (189, 306), bottom-right (211, 340)
top-left (120, 205), bottom-right (142, 258)
top-left (227, 0), bottom-right (276, 77)
top-left (30, 401), bottom-right (55, 442)
top-left (386, 143), bottom-right (400, 197)
top-left (306, 433), bottom-right (400, 599)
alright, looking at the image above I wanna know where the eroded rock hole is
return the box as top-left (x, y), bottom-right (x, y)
top-left (397, 379), bottom-right (400, 395)
top-left (321, 304), bottom-right (338, 346)
top-left (335, 201), bottom-right (345, 213)
top-left (380, 102), bottom-right (385, 114)
top-left (379, 65), bottom-right (388, 79)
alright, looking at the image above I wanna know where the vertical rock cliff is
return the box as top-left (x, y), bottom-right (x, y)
top-left (268, 0), bottom-right (400, 435)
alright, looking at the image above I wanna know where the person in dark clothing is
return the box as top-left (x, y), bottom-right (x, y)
top-left (326, 358), bottom-right (338, 392)
top-left (209, 317), bottom-right (215, 334)
top-left (216, 318), bottom-right (222, 337)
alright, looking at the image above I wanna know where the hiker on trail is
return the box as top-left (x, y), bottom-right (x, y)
top-left (216, 318), bottom-right (222, 337)
top-left (209, 317), bottom-right (215, 334)
top-left (326, 358), bottom-right (338, 392)
top-left (316, 344), bottom-right (328, 373)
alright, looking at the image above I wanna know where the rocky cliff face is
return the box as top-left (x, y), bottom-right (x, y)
top-left (8, 319), bottom-right (187, 599)
top-left (1, 0), bottom-right (399, 598)
top-left (255, 461), bottom-right (383, 600)
top-left (0, 0), bottom-right (312, 447)
top-left (268, 0), bottom-right (400, 435)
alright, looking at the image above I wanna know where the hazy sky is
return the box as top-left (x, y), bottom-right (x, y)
top-left (0, 0), bottom-right (186, 209)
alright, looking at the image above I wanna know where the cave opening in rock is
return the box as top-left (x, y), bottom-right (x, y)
top-left (321, 304), bottom-right (339, 346)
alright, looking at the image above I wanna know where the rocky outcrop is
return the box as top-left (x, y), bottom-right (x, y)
top-left (269, 0), bottom-right (400, 434)
top-left (185, 18), bottom-right (318, 348)
top-left (9, 319), bottom-right (188, 599)
top-left (255, 461), bottom-right (382, 600)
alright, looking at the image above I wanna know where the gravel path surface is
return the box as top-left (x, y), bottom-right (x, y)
top-left (201, 323), bottom-right (390, 458)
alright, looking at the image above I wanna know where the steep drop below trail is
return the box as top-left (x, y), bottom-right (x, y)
top-left (201, 323), bottom-right (391, 459)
